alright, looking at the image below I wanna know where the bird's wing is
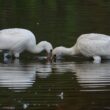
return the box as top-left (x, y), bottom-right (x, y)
top-left (77, 37), bottom-right (110, 56)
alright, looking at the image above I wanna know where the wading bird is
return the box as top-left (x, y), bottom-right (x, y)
top-left (52, 33), bottom-right (110, 63)
top-left (0, 28), bottom-right (53, 59)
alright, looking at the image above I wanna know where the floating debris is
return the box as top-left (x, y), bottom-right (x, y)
top-left (57, 92), bottom-right (64, 100)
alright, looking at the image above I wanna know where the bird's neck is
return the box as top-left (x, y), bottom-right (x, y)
top-left (71, 45), bottom-right (80, 55)
top-left (29, 42), bottom-right (44, 54)
top-left (62, 47), bottom-right (73, 55)
top-left (62, 45), bottom-right (79, 56)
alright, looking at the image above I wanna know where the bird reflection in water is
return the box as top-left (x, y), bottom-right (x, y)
top-left (1, 56), bottom-right (110, 93)
top-left (0, 57), bottom-right (52, 92)
top-left (52, 61), bottom-right (110, 91)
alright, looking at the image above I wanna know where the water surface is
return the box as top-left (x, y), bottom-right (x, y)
top-left (0, 0), bottom-right (110, 110)
top-left (0, 59), bottom-right (109, 109)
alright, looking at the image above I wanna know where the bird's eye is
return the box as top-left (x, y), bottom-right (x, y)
top-left (50, 49), bottom-right (52, 53)
top-left (53, 54), bottom-right (56, 58)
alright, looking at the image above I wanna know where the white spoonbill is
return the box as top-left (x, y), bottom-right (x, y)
top-left (52, 33), bottom-right (110, 63)
top-left (0, 28), bottom-right (53, 59)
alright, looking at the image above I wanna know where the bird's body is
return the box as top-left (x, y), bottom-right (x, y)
top-left (77, 33), bottom-right (110, 57)
top-left (52, 33), bottom-right (110, 63)
top-left (0, 28), bottom-right (53, 58)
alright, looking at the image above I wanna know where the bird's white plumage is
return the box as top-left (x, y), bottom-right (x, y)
top-left (0, 28), bottom-right (36, 51)
top-left (77, 33), bottom-right (110, 57)
top-left (0, 28), bottom-right (53, 58)
top-left (52, 33), bottom-right (110, 62)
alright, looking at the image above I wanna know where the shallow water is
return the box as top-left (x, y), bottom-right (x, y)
top-left (0, 0), bottom-right (110, 109)
top-left (0, 59), bottom-right (109, 109)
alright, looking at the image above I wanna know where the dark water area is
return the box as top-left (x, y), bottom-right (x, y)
top-left (0, 0), bottom-right (110, 110)
top-left (0, 59), bottom-right (110, 110)
top-left (1, 0), bottom-right (110, 47)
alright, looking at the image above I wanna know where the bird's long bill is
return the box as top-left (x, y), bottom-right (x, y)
top-left (47, 50), bottom-right (52, 61)
top-left (51, 54), bottom-right (56, 62)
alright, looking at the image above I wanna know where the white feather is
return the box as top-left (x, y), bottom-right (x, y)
top-left (0, 28), bottom-right (53, 58)
top-left (52, 33), bottom-right (110, 62)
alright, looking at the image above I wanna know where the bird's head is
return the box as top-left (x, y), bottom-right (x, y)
top-left (40, 41), bottom-right (53, 60)
top-left (52, 46), bottom-right (65, 61)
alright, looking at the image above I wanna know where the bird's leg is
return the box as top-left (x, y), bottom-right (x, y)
top-left (93, 56), bottom-right (101, 63)
top-left (3, 50), bottom-right (12, 58)
top-left (14, 52), bottom-right (20, 58)
top-left (47, 49), bottom-right (52, 61)
top-left (2, 50), bottom-right (12, 63)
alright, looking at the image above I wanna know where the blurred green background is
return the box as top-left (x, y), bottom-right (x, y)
top-left (0, 0), bottom-right (110, 55)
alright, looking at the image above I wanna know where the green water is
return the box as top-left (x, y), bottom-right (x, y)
top-left (1, 0), bottom-right (110, 47)
top-left (0, 0), bottom-right (110, 110)
top-left (0, 60), bottom-right (110, 110)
